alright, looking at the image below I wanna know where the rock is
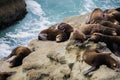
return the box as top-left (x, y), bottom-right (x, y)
top-left (0, 14), bottom-right (120, 80)
top-left (0, 0), bottom-right (27, 29)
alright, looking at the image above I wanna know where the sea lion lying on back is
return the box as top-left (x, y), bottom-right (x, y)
top-left (0, 71), bottom-right (16, 80)
top-left (7, 46), bottom-right (31, 67)
top-left (89, 33), bottom-right (120, 56)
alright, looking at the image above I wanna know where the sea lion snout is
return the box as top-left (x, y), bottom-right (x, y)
top-left (38, 33), bottom-right (47, 40)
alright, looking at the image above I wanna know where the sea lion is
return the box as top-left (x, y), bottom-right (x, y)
top-left (69, 29), bottom-right (86, 46)
top-left (7, 46), bottom-right (31, 67)
top-left (86, 8), bottom-right (104, 24)
top-left (89, 33), bottom-right (120, 56)
top-left (83, 49), bottom-right (119, 76)
top-left (99, 20), bottom-right (120, 35)
top-left (57, 23), bottom-right (73, 39)
top-left (104, 8), bottom-right (120, 25)
top-left (38, 28), bottom-right (68, 42)
top-left (0, 71), bottom-right (16, 80)
top-left (78, 24), bottom-right (117, 36)
top-left (70, 29), bottom-right (86, 42)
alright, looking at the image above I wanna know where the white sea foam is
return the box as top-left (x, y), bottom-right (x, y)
top-left (0, 0), bottom-right (53, 59)
top-left (25, 0), bottom-right (54, 29)
top-left (84, 0), bottom-right (96, 12)
top-left (6, 32), bottom-right (34, 38)
top-left (25, 0), bottom-right (45, 16)
top-left (0, 43), bottom-right (11, 58)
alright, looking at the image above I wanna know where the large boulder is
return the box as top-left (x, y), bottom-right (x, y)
top-left (0, 0), bottom-right (27, 29)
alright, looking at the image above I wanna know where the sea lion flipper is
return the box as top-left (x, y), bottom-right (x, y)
top-left (7, 71), bottom-right (16, 76)
top-left (83, 66), bottom-right (98, 76)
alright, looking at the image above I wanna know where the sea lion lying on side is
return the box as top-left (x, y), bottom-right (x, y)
top-left (38, 23), bottom-right (72, 42)
top-left (89, 33), bottom-right (120, 56)
top-left (7, 46), bottom-right (31, 67)
top-left (87, 8), bottom-right (120, 25)
top-left (79, 24), bottom-right (117, 36)
top-left (83, 49), bottom-right (119, 76)
top-left (99, 20), bottom-right (120, 35)
top-left (38, 28), bottom-right (67, 42)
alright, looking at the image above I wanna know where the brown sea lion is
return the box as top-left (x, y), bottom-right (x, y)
top-left (70, 29), bottom-right (86, 42)
top-left (57, 23), bottom-right (73, 39)
top-left (7, 46), bottom-right (31, 67)
top-left (86, 8), bottom-right (104, 24)
top-left (79, 24), bottom-right (117, 36)
top-left (0, 71), bottom-right (16, 80)
top-left (89, 33), bottom-right (120, 56)
top-left (104, 8), bottom-right (120, 25)
top-left (83, 49), bottom-right (119, 76)
top-left (38, 28), bottom-right (68, 42)
top-left (69, 29), bottom-right (86, 46)
top-left (99, 20), bottom-right (120, 35)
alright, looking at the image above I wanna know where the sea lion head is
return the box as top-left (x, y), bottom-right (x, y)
top-left (56, 33), bottom-right (67, 43)
top-left (57, 23), bottom-right (73, 33)
top-left (109, 61), bottom-right (120, 72)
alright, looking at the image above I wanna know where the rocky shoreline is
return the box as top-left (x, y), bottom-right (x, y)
top-left (0, 0), bottom-right (27, 29)
top-left (0, 14), bottom-right (120, 80)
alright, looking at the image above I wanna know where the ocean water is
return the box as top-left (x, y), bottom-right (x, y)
top-left (0, 0), bottom-right (120, 59)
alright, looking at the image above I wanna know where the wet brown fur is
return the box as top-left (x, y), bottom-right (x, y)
top-left (57, 23), bottom-right (73, 39)
top-left (0, 71), bottom-right (16, 80)
top-left (99, 20), bottom-right (120, 35)
top-left (79, 24), bottom-right (117, 36)
top-left (7, 46), bottom-right (31, 67)
top-left (83, 49), bottom-right (119, 76)
top-left (104, 9), bottom-right (120, 25)
top-left (38, 26), bottom-right (68, 42)
top-left (86, 8), bottom-right (104, 24)
top-left (89, 33), bottom-right (120, 56)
